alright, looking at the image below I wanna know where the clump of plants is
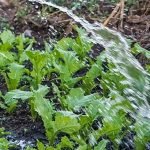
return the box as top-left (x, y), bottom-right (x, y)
top-left (0, 128), bottom-right (11, 150)
top-left (0, 28), bottom-right (150, 149)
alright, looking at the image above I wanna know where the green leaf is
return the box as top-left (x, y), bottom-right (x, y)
top-left (37, 141), bottom-right (45, 150)
top-left (94, 139), bottom-right (108, 150)
top-left (0, 50), bottom-right (14, 68)
top-left (4, 90), bottom-right (33, 107)
top-left (32, 85), bottom-right (54, 141)
top-left (0, 30), bottom-right (15, 44)
top-left (63, 88), bottom-right (99, 110)
top-left (15, 34), bottom-right (35, 63)
top-left (77, 145), bottom-right (87, 150)
top-left (26, 146), bottom-right (37, 150)
top-left (131, 43), bottom-right (150, 59)
top-left (51, 49), bottom-right (84, 87)
top-left (5, 63), bottom-right (24, 90)
top-left (55, 37), bottom-right (75, 51)
top-left (0, 128), bottom-right (10, 137)
top-left (135, 117), bottom-right (150, 150)
top-left (0, 138), bottom-right (9, 150)
top-left (16, 34), bottom-right (35, 52)
top-left (0, 92), bottom-right (7, 109)
top-left (82, 61), bottom-right (102, 93)
top-left (54, 112), bottom-right (80, 135)
top-left (56, 136), bottom-right (73, 149)
top-left (26, 50), bottom-right (48, 88)
top-left (33, 84), bottom-right (49, 98)
top-left (96, 112), bottom-right (126, 141)
top-left (54, 50), bottom-right (83, 76)
top-left (72, 27), bottom-right (93, 58)
top-left (0, 128), bottom-right (10, 149)
top-left (4, 90), bottom-right (33, 103)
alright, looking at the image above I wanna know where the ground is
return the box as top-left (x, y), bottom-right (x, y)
top-left (0, 0), bottom-right (150, 149)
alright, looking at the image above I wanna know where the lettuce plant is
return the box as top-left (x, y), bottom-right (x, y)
top-left (0, 29), bottom-right (150, 149)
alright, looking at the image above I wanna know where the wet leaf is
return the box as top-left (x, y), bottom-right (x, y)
top-left (54, 112), bottom-right (80, 135)
top-left (94, 139), bottom-right (108, 150)
top-left (63, 88), bottom-right (99, 110)
top-left (0, 30), bottom-right (15, 44)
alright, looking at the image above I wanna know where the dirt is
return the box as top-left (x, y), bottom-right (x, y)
top-left (0, 0), bottom-right (149, 49)
top-left (0, 103), bottom-right (46, 149)
top-left (0, 0), bottom-right (150, 149)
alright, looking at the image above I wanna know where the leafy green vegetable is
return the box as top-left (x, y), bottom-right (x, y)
top-left (72, 27), bottom-right (93, 58)
top-left (0, 128), bottom-right (10, 150)
top-left (94, 139), bottom-right (108, 150)
top-left (51, 48), bottom-right (84, 87)
top-left (62, 88), bottom-right (99, 110)
top-left (0, 48), bottom-right (14, 68)
top-left (0, 138), bottom-right (9, 150)
top-left (54, 112), bottom-right (80, 134)
top-left (131, 43), bottom-right (150, 59)
top-left (4, 63), bottom-right (24, 90)
top-left (0, 30), bottom-right (15, 44)
top-left (134, 116), bottom-right (150, 150)
top-left (4, 90), bottom-right (32, 105)
top-left (26, 50), bottom-right (48, 89)
top-left (0, 29), bottom-right (150, 149)
top-left (32, 85), bottom-right (54, 141)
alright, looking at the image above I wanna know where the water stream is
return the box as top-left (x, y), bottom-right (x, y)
top-left (29, 0), bottom-right (150, 116)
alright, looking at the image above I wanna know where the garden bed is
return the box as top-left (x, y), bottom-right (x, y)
top-left (0, 0), bottom-right (150, 150)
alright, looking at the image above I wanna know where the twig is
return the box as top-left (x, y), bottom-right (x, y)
top-left (54, 19), bottom-right (72, 25)
top-left (144, 0), bottom-right (150, 15)
top-left (120, 0), bottom-right (125, 29)
top-left (111, 9), bottom-right (121, 25)
top-left (103, 2), bottom-right (121, 26)
top-left (48, 10), bottom-right (61, 17)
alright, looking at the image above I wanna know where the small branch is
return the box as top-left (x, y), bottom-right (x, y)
top-left (120, 0), bottom-right (125, 29)
top-left (53, 19), bottom-right (72, 25)
top-left (103, 2), bottom-right (121, 26)
top-left (48, 11), bottom-right (61, 17)
top-left (111, 9), bottom-right (121, 25)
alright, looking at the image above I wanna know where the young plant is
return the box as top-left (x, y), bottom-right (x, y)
top-left (3, 85), bottom-right (81, 146)
top-left (0, 128), bottom-right (10, 150)
top-left (2, 63), bottom-right (24, 90)
top-left (26, 50), bottom-right (48, 89)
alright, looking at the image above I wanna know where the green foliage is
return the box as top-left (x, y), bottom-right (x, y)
top-left (131, 43), bottom-right (150, 59)
top-left (62, 88), bottom-right (100, 110)
top-left (3, 89), bottom-right (33, 112)
top-left (35, 137), bottom-right (73, 150)
top-left (0, 128), bottom-right (10, 150)
top-left (134, 116), bottom-right (150, 150)
top-left (26, 50), bottom-right (48, 89)
top-left (131, 43), bottom-right (150, 73)
top-left (0, 138), bottom-right (9, 150)
top-left (50, 27), bottom-right (93, 88)
top-left (51, 48), bottom-right (83, 87)
top-left (94, 139), bottom-right (108, 150)
top-left (3, 63), bottom-right (24, 90)
top-left (72, 27), bottom-right (93, 58)
top-left (0, 30), bottom-right (34, 91)
top-left (0, 30), bottom-right (15, 44)
top-left (0, 29), bottom-right (150, 149)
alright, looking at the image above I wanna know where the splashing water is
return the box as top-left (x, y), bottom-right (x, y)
top-left (29, 0), bottom-right (150, 116)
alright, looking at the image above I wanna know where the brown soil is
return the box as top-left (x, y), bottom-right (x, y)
top-left (0, 0), bottom-right (149, 49)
